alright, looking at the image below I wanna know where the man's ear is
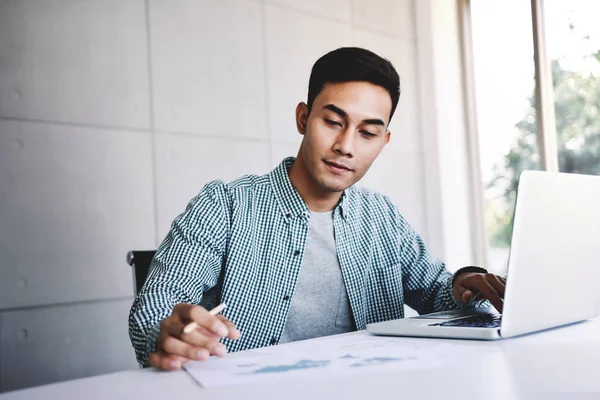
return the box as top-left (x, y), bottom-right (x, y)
top-left (384, 130), bottom-right (391, 145)
top-left (295, 102), bottom-right (309, 135)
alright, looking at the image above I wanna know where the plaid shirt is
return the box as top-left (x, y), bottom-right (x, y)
top-left (129, 157), bottom-right (474, 366)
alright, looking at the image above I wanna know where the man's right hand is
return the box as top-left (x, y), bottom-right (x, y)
top-left (149, 303), bottom-right (241, 370)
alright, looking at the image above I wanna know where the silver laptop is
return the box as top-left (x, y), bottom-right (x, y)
top-left (367, 170), bottom-right (600, 340)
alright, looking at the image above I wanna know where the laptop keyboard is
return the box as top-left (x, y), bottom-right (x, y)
top-left (431, 313), bottom-right (502, 328)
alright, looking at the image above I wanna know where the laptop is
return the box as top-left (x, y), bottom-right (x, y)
top-left (367, 170), bottom-right (600, 340)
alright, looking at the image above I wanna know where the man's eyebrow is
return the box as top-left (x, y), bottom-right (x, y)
top-left (362, 118), bottom-right (386, 127)
top-left (322, 104), bottom-right (385, 127)
top-left (323, 104), bottom-right (347, 119)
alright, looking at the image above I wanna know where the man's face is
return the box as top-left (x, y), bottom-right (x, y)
top-left (296, 81), bottom-right (392, 193)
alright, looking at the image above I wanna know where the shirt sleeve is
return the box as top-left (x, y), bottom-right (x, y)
top-left (128, 180), bottom-right (230, 366)
top-left (386, 198), bottom-right (487, 315)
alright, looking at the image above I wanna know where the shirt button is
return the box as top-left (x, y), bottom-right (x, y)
top-left (283, 295), bottom-right (290, 301)
top-left (294, 250), bottom-right (300, 256)
top-left (285, 213), bottom-right (291, 218)
top-left (270, 337), bottom-right (278, 345)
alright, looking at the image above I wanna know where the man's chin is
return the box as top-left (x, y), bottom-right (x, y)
top-left (317, 177), bottom-right (352, 193)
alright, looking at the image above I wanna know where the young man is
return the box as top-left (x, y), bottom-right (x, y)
top-left (129, 47), bottom-right (506, 370)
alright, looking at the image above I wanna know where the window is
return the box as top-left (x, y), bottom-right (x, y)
top-left (470, 0), bottom-right (540, 274)
top-left (467, 0), bottom-right (600, 273)
top-left (544, 0), bottom-right (600, 176)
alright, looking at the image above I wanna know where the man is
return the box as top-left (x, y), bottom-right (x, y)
top-left (129, 47), bottom-right (506, 370)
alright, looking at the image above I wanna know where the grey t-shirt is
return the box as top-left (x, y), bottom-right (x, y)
top-left (279, 210), bottom-right (355, 344)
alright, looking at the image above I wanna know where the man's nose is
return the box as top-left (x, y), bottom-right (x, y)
top-left (333, 129), bottom-right (354, 157)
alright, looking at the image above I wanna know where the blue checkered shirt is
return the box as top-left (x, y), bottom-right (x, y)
top-left (129, 157), bottom-right (475, 366)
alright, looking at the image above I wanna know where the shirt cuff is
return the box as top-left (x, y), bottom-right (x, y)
top-left (143, 323), bottom-right (162, 368)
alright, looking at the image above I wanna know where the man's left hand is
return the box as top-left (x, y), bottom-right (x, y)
top-left (453, 273), bottom-right (506, 313)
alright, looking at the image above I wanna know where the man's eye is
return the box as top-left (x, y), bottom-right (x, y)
top-left (361, 131), bottom-right (377, 138)
top-left (325, 119), bottom-right (342, 127)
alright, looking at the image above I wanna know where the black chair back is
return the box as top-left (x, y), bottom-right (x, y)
top-left (126, 250), bottom-right (157, 295)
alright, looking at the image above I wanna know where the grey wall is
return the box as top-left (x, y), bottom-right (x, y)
top-left (0, 0), bottom-right (427, 392)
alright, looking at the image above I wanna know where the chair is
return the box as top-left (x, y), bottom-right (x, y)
top-left (126, 250), bottom-right (157, 295)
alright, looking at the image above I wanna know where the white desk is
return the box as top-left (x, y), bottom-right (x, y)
top-left (3, 318), bottom-right (599, 400)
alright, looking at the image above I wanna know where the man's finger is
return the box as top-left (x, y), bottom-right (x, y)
top-left (149, 351), bottom-right (189, 371)
top-left (165, 353), bottom-right (191, 368)
top-left (157, 324), bottom-right (220, 355)
top-left (461, 290), bottom-right (473, 304)
top-left (465, 276), bottom-right (503, 313)
top-left (178, 327), bottom-right (227, 357)
top-left (161, 335), bottom-right (211, 361)
top-left (460, 290), bottom-right (484, 305)
top-left (453, 282), bottom-right (469, 302)
top-left (180, 305), bottom-right (230, 337)
top-left (180, 328), bottom-right (222, 349)
top-left (161, 315), bottom-right (219, 344)
top-left (216, 315), bottom-right (241, 340)
top-left (487, 274), bottom-right (506, 298)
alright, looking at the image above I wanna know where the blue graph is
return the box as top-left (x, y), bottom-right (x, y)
top-left (349, 356), bottom-right (416, 368)
top-left (241, 359), bottom-right (330, 374)
top-left (237, 355), bottom-right (416, 375)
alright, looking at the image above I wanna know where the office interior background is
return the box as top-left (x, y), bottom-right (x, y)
top-left (1, 0), bottom-right (599, 393)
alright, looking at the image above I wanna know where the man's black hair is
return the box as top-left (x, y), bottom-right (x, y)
top-left (307, 47), bottom-right (401, 122)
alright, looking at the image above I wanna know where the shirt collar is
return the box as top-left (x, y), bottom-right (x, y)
top-left (268, 157), bottom-right (354, 222)
top-left (337, 186), bottom-right (353, 222)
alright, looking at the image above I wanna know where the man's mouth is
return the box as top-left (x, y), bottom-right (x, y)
top-left (324, 160), bottom-right (352, 172)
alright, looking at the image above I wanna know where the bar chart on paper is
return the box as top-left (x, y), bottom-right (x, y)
top-left (183, 332), bottom-right (468, 387)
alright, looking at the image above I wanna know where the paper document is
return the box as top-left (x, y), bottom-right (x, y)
top-left (184, 332), bottom-right (465, 387)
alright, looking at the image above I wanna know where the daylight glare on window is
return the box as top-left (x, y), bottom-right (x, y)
top-left (544, 0), bottom-right (600, 176)
top-left (471, 0), bottom-right (539, 275)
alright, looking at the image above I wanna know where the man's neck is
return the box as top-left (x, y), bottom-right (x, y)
top-left (288, 157), bottom-right (342, 212)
